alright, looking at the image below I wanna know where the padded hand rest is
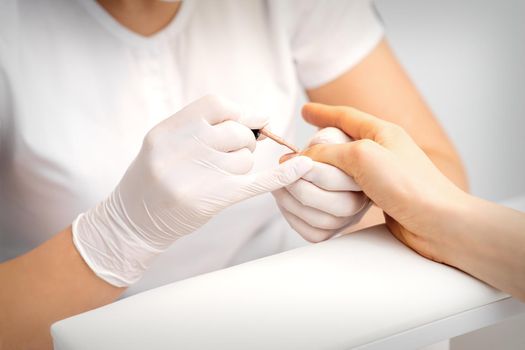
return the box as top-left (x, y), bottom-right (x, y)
top-left (52, 224), bottom-right (506, 350)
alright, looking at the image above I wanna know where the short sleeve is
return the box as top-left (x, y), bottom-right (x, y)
top-left (290, 0), bottom-right (384, 89)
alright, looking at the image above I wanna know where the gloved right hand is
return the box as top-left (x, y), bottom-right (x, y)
top-left (273, 127), bottom-right (370, 243)
top-left (72, 95), bottom-right (313, 287)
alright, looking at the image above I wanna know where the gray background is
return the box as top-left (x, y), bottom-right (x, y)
top-left (296, 1), bottom-right (525, 348)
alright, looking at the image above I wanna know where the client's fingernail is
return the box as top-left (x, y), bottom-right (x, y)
top-left (279, 152), bottom-right (298, 164)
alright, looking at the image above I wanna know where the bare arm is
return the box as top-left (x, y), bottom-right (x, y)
top-left (0, 227), bottom-right (123, 350)
top-left (443, 195), bottom-right (525, 300)
top-left (306, 39), bottom-right (467, 189)
top-left (305, 39), bottom-right (468, 231)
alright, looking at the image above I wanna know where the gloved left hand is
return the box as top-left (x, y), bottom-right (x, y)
top-left (272, 127), bottom-right (371, 242)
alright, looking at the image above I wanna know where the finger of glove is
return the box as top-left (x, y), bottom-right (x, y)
top-left (273, 188), bottom-right (352, 230)
top-left (308, 126), bottom-right (352, 146)
top-left (202, 120), bottom-right (256, 153)
top-left (236, 156), bottom-right (313, 201)
top-left (209, 148), bottom-right (254, 175)
top-left (278, 204), bottom-right (336, 243)
top-left (302, 161), bottom-right (361, 191)
top-left (236, 107), bottom-right (269, 130)
top-left (286, 179), bottom-right (367, 217)
top-left (349, 199), bottom-right (373, 225)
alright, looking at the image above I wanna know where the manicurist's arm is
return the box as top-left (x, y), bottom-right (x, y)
top-left (306, 40), bottom-right (467, 190)
top-left (0, 96), bottom-right (313, 350)
top-left (306, 39), bottom-right (468, 232)
top-left (294, 103), bottom-right (525, 301)
top-left (0, 228), bottom-right (124, 350)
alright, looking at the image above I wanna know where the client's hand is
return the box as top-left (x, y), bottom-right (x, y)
top-left (73, 95), bottom-right (313, 287)
top-left (290, 103), bottom-right (467, 263)
top-left (273, 127), bottom-right (370, 242)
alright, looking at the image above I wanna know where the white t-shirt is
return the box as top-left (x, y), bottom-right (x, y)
top-left (0, 0), bottom-right (383, 294)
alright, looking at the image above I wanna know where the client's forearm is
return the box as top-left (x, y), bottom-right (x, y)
top-left (441, 196), bottom-right (525, 301)
top-left (0, 227), bottom-right (124, 350)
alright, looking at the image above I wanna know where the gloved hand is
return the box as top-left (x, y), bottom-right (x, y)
top-left (273, 127), bottom-right (370, 243)
top-left (72, 95), bottom-right (313, 287)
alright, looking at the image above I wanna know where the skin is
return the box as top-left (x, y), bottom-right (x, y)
top-left (289, 103), bottom-right (525, 301)
top-left (97, 0), bottom-right (181, 36)
top-left (0, 2), bottom-right (467, 349)
top-left (0, 228), bottom-right (124, 350)
top-left (306, 40), bottom-right (468, 232)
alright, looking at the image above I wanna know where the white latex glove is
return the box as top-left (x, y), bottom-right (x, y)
top-left (72, 95), bottom-right (313, 287)
top-left (273, 127), bottom-right (370, 243)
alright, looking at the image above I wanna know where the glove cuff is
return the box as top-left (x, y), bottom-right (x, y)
top-left (71, 188), bottom-right (163, 287)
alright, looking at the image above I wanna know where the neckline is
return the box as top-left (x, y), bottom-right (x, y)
top-left (76, 0), bottom-right (195, 48)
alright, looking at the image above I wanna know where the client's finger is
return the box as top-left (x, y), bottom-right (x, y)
top-left (301, 103), bottom-right (389, 142)
top-left (300, 140), bottom-right (386, 180)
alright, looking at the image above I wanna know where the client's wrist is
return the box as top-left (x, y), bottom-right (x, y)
top-left (426, 189), bottom-right (479, 267)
